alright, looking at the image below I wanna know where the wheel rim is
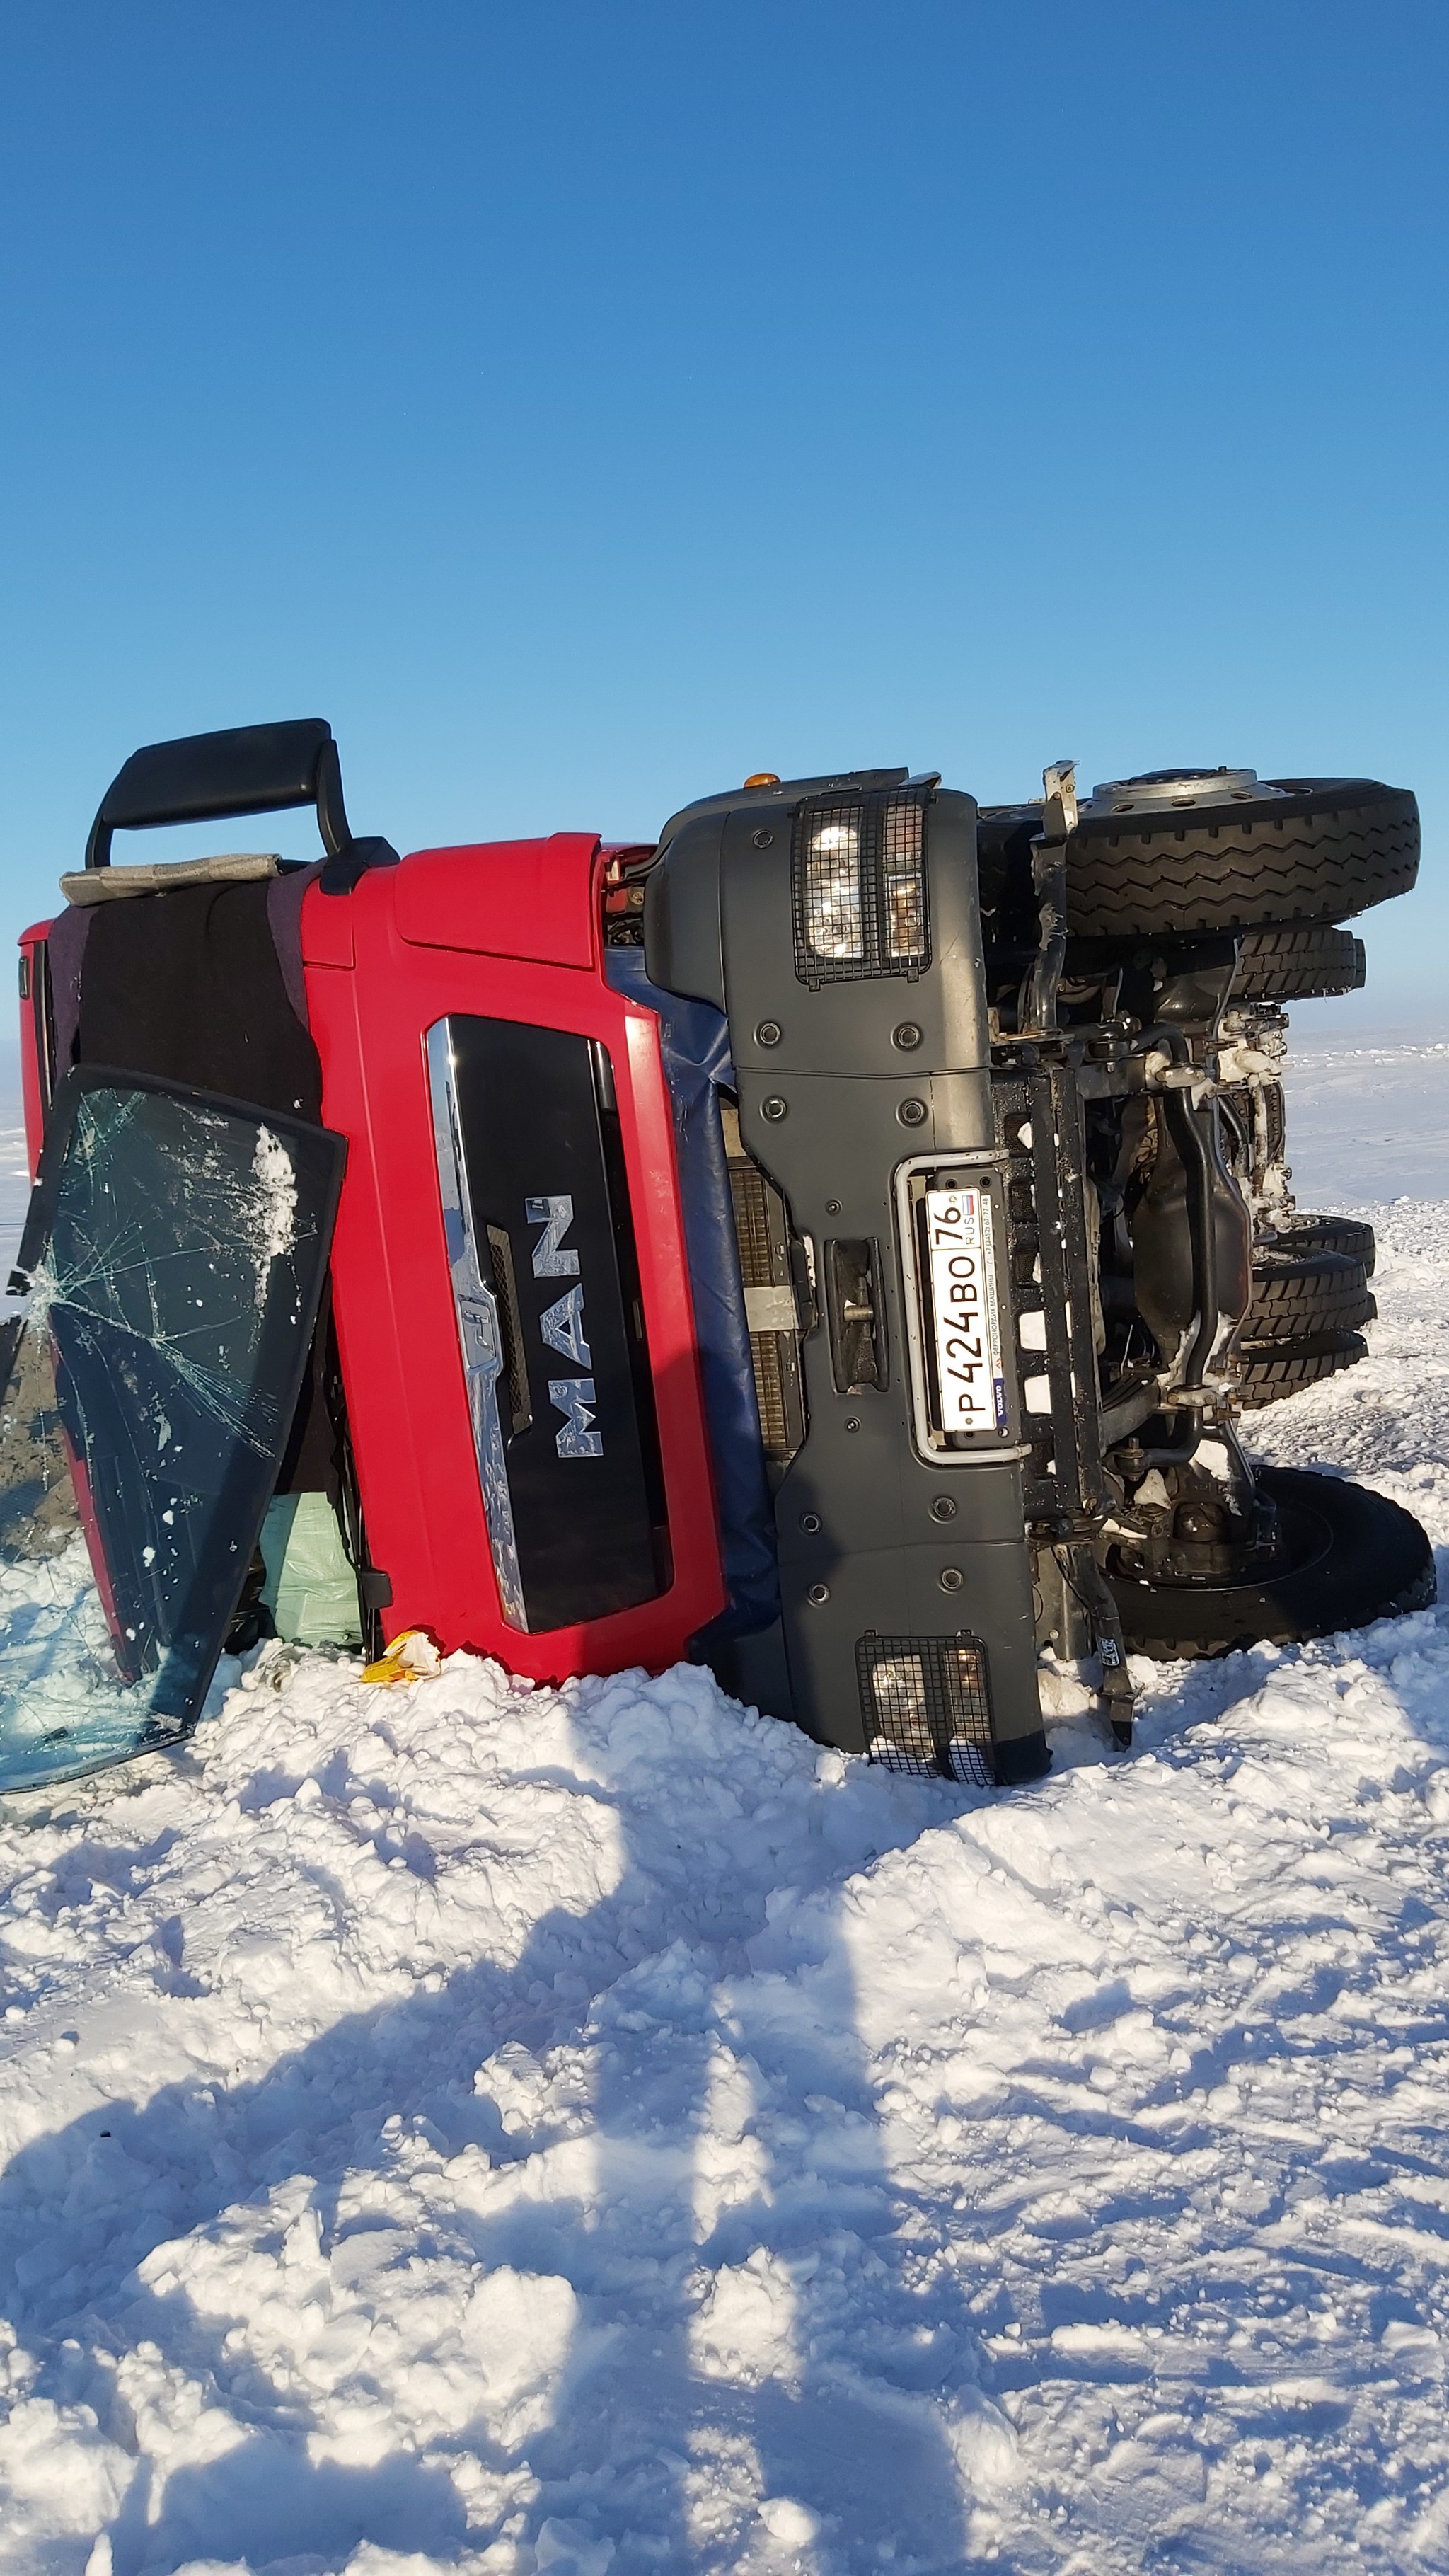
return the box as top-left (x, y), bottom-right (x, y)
top-left (1112, 1487), bottom-right (1337, 1601)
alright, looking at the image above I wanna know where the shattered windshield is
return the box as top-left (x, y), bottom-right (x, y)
top-left (0, 1074), bottom-right (344, 1793)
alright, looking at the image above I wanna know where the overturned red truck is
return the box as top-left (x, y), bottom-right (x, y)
top-left (0, 720), bottom-right (1431, 1793)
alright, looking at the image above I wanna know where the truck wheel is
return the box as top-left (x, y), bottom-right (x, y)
top-left (1245, 1246), bottom-right (1375, 1340)
top-left (1063, 776), bottom-right (1418, 937)
top-left (1264, 1212), bottom-right (1375, 1275)
top-left (1231, 923), bottom-right (1366, 1003)
top-left (1235, 1327), bottom-right (1370, 1408)
top-left (1111, 1466), bottom-right (1433, 1659)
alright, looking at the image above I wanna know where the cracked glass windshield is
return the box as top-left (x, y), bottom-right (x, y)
top-left (0, 1077), bottom-right (343, 1792)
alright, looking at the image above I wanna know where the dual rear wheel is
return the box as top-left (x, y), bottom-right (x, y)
top-left (1236, 1229), bottom-right (1376, 1409)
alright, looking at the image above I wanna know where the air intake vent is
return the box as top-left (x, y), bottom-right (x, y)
top-left (792, 784), bottom-right (932, 987)
top-left (722, 1100), bottom-right (808, 1472)
top-left (857, 1631), bottom-right (993, 1786)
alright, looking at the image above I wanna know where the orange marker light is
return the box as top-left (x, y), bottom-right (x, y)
top-left (744, 772), bottom-right (780, 788)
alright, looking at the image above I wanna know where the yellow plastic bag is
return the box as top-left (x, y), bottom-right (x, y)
top-left (361, 1628), bottom-right (442, 1688)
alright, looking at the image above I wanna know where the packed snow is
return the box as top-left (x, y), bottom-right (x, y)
top-left (4, 1042), bottom-right (1449, 2574)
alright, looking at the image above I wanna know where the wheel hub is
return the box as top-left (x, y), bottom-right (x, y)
top-left (1083, 767), bottom-right (1289, 816)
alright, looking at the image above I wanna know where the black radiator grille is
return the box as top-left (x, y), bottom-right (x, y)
top-left (724, 1110), bottom-right (807, 1471)
top-left (728, 1153), bottom-right (775, 1284)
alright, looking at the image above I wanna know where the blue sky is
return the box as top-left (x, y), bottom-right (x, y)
top-left (1, 1), bottom-right (1444, 1020)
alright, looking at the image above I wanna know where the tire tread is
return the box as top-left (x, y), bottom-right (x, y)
top-left (1066, 786), bottom-right (1418, 937)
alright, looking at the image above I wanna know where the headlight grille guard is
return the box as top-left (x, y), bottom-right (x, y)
top-left (791, 780), bottom-right (934, 988)
top-left (856, 1630), bottom-right (995, 1786)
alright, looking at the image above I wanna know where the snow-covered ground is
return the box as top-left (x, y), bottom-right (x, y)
top-left (1278, 1035), bottom-right (1449, 1204)
top-left (5, 1042), bottom-right (1449, 2575)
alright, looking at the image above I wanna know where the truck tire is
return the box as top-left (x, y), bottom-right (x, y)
top-left (1063, 778), bottom-right (1418, 938)
top-left (1232, 923), bottom-right (1366, 1003)
top-left (1245, 1247), bottom-right (1375, 1340)
top-left (1235, 1327), bottom-right (1369, 1408)
top-left (1264, 1212), bottom-right (1375, 1275)
top-left (1112, 1465), bottom-right (1433, 1659)
top-left (976, 803), bottom-right (1045, 948)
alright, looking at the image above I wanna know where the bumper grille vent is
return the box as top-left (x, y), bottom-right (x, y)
top-left (722, 1103), bottom-right (807, 1471)
top-left (792, 785), bottom-right (931, 987)
top-left (857, 1631), bottom-right (993, 1786)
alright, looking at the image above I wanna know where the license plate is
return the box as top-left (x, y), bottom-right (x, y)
top-left (924, 1185), bottom-right (1008, 1436)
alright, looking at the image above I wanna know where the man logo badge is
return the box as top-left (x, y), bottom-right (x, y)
top-left (548, 1376), bottom-right (602, 1459)
top-left (526, 1195), bottom-right (604, 1459)
top-left (526, 1194), bottom-right (581, 1278)
top-left (540, 1284), bottom-right (590, 1369)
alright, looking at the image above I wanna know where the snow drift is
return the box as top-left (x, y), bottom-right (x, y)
top-left (2, 1054), bottom-right (1449, 2573)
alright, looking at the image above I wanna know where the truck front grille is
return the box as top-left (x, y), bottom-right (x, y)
top-left (722, 1105), bottom-right (807, 1473)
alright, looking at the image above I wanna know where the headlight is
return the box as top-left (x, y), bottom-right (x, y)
top-left (867, 1649), bottom-right (933, 1752)
top-left (882, 798), bottom-right (926, 959)
top-left (792, 788), bottom-right (931, 986)
top-left (801, 814), bottom-right (865, 962)
top-left (856, 1629), bottom-right (993, 1783)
